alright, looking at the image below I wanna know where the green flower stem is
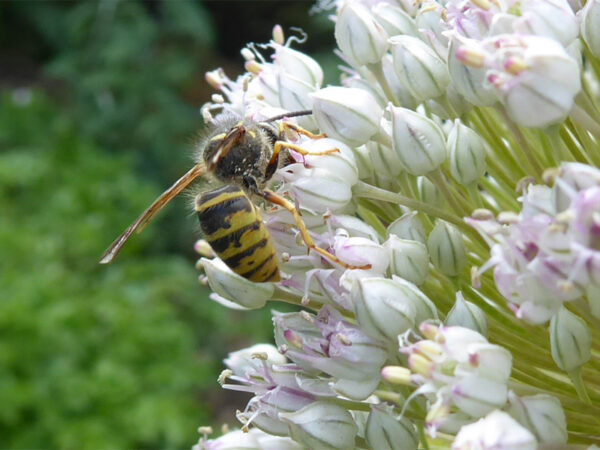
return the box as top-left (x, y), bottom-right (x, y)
top-left (497, 107), bottom-right (544, 181)
top-left (484, 155), bottom-right (517, 192)
top-left (466, 182), bottom-right (484, 209)
top-left (427, 169), bottom-right (469, 217)
top-left (353, 181), bottom-right (464, 228)
top-left (571, 103), bottom-right (600, 140)
top-left (367, 62), bottom-right (399, 106)
top-left (559, 123), bottom-right (596, 166)
top-left (418, 424), bottom-right (432, 450)
top-left (566, 119), bottom-right (600, 167)
top-left (356, 202), bottom-right (388, 236)
top-left (569, 368), bottom-right (592, 405)
top-left (469, 109), bottom-right (525, 180)
top-left (544, 126), bottom-right (573, 165)
top-left (479, 176), bottom-right (520, 212)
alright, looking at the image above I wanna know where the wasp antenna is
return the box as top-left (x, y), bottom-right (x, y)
top-left (264, 110), bottom-right (313, 123)
top-left (99, 163), bottom-right (207, 264)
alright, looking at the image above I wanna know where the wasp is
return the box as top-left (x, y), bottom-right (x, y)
top-left (100, 110), bottom-right (368, 282)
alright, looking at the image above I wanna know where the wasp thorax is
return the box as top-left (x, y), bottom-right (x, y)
top-left (201, 120), bottom-right (278, 192)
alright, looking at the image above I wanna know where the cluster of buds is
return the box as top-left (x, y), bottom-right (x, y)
top-left (190, 0), bottom-right (600, 445)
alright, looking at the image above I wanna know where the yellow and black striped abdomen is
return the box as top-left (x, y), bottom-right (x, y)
top-left (195, 185), bottom-right (280, 282)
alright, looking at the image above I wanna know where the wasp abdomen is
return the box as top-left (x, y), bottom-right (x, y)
top-left (195, 185), bottom-right (280, 282)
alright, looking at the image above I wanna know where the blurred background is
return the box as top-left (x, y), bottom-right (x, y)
top-left (0, 1), bottom-right (336, 448)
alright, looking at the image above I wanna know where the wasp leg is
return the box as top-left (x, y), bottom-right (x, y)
top-left (279, 121), bottom-right (327, 140)
top-left (266, 140), bottom-right (339, 173)
top-left (261, 189), bottom-right (372, 271)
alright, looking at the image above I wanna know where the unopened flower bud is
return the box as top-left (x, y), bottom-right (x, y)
top-left (350, 145), bottom-right (374, 180)
top-left (507, 392), bottom-right (567, 445)
top-left (381, 365), bottom-right (412, 385)
top-left (274, 44), bottom-right (323, 87)
top-left (452, 376), bottom-right (509, 417)
top-left (417, 176), bottom-right (444, 208)
top-left (385, 236), bottom-right (429, 285)
top-left (392, 276), bottom-right (439, 323)
top-left (366, 405), bottom-right (418, 450)
top-left (427, 221), bottom-right (467, 276)
top-left (448, 36), bottom-right (497, 107)
top-left (280, 401), bottom-right (357, 449)
top-left (352, 277), bottom-right (417, 342)
top-left (311, 87), bottom-right (383, 147)
top-left (372, 2), bottom-right (418, 37)
top-left (388, 212), bottom-right (427, 244)
top-left (224, 344), bottom-right (286, 376)
top-left (278, 73), bottom-right (316, 129)
top-left (201, 258), bottom-right (274, 309)
top-left (390, 35), bottom-right (450, 102)
top-left (335, 236), bottom-right (390, 275)
top-left (585, 284), bottom-right (600, 319)
top-left (388, 105), bottom-right (447, 176)
top-left (367, 140), bottom-right (404, 178)
top-left (445, 291), bottom-right (488, 336)
top-left (448, 120), bottom-right (487, 185)
top-left (549, 306), bottom-right (591, 372)
top-left (452, 410), bottom-right (537, 450)
top-left (514, 0), bottom-right (577, 47)
top-left (279, 165), bottom-right (353, 213)
top-left (581, 0), bottom-right (600, 58)
top-left (335, 2), bottom-right (389, 66)
top-left (488, 35), bottom-right (581, 128)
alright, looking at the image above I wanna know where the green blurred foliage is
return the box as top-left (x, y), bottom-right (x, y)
top-left (0, 1), bottom-right (287, 448)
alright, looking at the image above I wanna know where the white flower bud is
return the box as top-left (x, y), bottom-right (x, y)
top-left (381, 54), bottom-right (420, 110)
top-left (280, 401), bottom-right (358, 449)
top-left (367, 141), bottom-right (404, 178)
top-left (311, 87), bottom-right (383, 147)
top-left (352, 277), bottom-right (417, 342)
top-left (392, 276), bottom-right (439, 324)
top-left (385, 236), bottom-right (429, 285)
top-left (280, 165), bottom-right (353, 213)
top-left (388, 105), bottom-right (447, 176)
top-left (451, 375), bottom-right (509, 417)
top-left (390, 35), bottom-right (450, 102)
top-left (296, 137), bottom-right (358, 186)
top-left (507, 392), bottom-right (567, 445)
top-left (581, 0), bottom-right (600, 58)
top-left (427, 221), bottom-right (467, 277)
top-left (448, 36), bottom-right (497, 107)
top-left (278, 72), bottom-right (317, 130)
top-left (417, 176), bottom-right (444, 208)
top-left (274, 44), bottom-right (323, 87)
top-left (448, 120), bottom-right (487, 185)
top-left (514, 0), bottom-right (578, 47)
top-left (366, 405), bottom-right (418, 450)
top-left (335, 2), bottom-right (389, 66)
top-left (415, 5), bottom-right (449, 59)
top-left (452, 410), bottom-right (537, 450)
top-left (224, 344), bottom-right (286, 377)
top-left (201, 258), bottom-right (274, 309)
top-left (388, 211), bottom-right (427, 244)
top-left (372, 2), bottom-right (419, 37)
top-left (549, 306), bottom-right (591, 372)
top-left (445, 291), bottom-right (488, 336)
top-left (487, 35), bottom-right (581, 128)
top-left (585, 283), bottom-right (600, 319)
top-left (330, 215), bottom-right (380, 242)
top-left (335, 236), bottom-right (390, 275)
top-left (351, 145), bottom-right (375, 180)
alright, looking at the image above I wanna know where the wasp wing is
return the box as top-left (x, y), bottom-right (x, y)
top-left (99, 163), bottom-right (206, 264)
